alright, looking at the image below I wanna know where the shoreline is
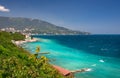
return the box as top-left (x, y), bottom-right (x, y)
top-left (12, 38), bottom-right (38, 45)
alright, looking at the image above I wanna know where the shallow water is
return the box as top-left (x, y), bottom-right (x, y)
top-left (22, 35), bottom-right (120, 78)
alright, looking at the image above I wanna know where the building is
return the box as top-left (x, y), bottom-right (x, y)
top-left (53, 65), bottom-right (74, 78)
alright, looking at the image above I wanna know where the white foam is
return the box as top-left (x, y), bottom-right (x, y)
top-left (85, 68), bottom-right (92, 71)
top-left (99, 59), bottom-right (104, 62)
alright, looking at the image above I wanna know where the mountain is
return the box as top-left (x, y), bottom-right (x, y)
top-left (0, 16), bottom-right (90, 35)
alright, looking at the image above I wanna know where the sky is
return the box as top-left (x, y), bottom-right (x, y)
top-left (0, 0), bottom-right (120, 34)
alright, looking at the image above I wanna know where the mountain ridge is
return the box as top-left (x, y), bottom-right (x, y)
top-left (0, 16), bottom-right (90, 35)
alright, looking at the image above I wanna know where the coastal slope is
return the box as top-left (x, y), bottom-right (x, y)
top-left (0, 31), bottom-right (63, 78)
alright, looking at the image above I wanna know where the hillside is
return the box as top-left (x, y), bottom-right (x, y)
top-left (0, 16), bottom-right (90, 35)
top-left (0, 31), bottom-right (63, 78)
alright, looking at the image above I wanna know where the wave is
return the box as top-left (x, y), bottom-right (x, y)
top-left (99, 59), bottom-right (105, 63)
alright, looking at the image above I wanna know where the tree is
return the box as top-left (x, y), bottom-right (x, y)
top-left (34, 46), bottom-right (40, 58)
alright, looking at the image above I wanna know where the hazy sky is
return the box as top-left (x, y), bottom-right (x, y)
top-left (0, 0), bottom-right (120, 34)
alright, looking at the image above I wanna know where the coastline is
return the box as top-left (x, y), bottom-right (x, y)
top-left (19, 36), bottom-right (92, 78)
top-left (12, 38), bottom-right (38, 46)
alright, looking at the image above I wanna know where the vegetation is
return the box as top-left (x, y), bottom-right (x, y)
top-left (11, 32), bottom-right (25, 41)
top-left (0, 31), bottom-right (63, 78)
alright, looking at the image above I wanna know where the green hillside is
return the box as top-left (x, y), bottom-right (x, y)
top-left (0, 31), bottom-right (63, 78)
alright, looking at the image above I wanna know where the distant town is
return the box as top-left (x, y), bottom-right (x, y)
top-left (0, 27), bottom-right (34, 35)
top-left (0, 27), bottom-right (90, 35)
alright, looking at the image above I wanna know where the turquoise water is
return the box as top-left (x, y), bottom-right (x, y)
top-left (22, 35), bottom-right (120, 78)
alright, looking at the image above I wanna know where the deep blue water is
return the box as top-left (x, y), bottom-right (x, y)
top-left (22, 35), bottom-right (120, 78)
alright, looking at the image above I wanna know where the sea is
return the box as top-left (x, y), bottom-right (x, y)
top-left (21, 35), bottom-right (120, 78)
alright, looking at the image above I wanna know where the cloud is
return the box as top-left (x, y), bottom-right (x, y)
top-left (0, 5), bottom-right (10, 12)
